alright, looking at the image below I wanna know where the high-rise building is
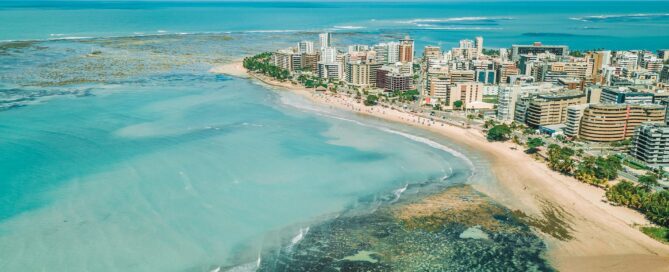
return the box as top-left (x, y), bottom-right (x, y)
top-left (387, 42), bottom-right (400, 63)
top-left (399, 36), bottom-right (414, 63)
top-left (318, 63), bottom-right (341, 80)
top-left (297, 41), bottom-right (314, 54)
top-left (659, 49), bottom-right (669, 62)
top-left (564, 104), bottom-right (589, 137)
top-left (320, 47), bottom-right (338, 64)
top-left (428, 76), bottom-right (450, 103)
top-left (423, 46), bottom-right (442, 60)
top-left (496, 83), bottom-right (560, 121)
top-left (319, 33), bottom-right (331, 49)
top-left (446, 82), bottom-right (484, 109)
top-left (345, 61), bottom-right (380, 88)
top-left (600, 87), bottom-right (654, 104)
top-left (511, 42), bottom-right (569, 61)
top-left (579, 104), bottom-right (666, 142)
top-left (372, 42), bottom-right (400, 64)
top-left (301, 53), bottom-right (319, 72)
top-left (475, 36), bottom-right (483, 56)
top-left (524, 90), bottom-right (587, 127)
top-left (630, 123), bottom-right (669, 167)
top-left (272, 49), bottom-right (295, 71)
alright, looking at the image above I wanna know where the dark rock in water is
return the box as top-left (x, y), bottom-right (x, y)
top-left (256, 185), bottom-right (555, 272)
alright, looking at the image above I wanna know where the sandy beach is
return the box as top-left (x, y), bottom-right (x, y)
top-left (212, 60), bottom-right (669, 271)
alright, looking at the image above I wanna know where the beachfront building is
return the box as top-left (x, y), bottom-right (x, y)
top-left (496, 83), bottom-right (558, 121)
top-left (345, 61), bottom-right (383, 88)
top-left (578, 104), bottom-right (666, 142)
top-left (564, 104), bottom-right (589, 138)
top-left (301, 53), bottom-right (319, 72)
top-left (445, 82), bottom-right (484, 109)
top-left (399, 36), bottom-right (414, 63)
top-left (428, 76), bottom-right (449, 103)
top-left (318, 63), bottom-right (342, 81)
top-left (511, 42), bottom-right (569, 61)
top-left (384, 73), bottom-right (412, 92)
top-left (524, 90), bottom-right (587, 127)
top-left (272, 49), bottom-right (295, 71)
top-left (630, 123), bottom-right (669, 167)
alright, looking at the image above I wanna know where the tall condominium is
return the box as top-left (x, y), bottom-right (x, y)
top-left (474, 36), bottom-right (483, 56)
top-left (423, 46), bottom-right (442, 60)
top-left (372, 42), bottom-right (400, 64)
top-left (524, 90), bottom-right (586, 127)
top-left (320, 47), bottom-right (338, 64)
top-left (319, 32), bottom-right (331, 49)
top-left (297, 41), bottom-right (314, 54)
top-left (578, 104), bottom-right (666, 142)
top-left (446, 82), bottom-right (484, 109)
top-left (399, 36), bottom-right (414, 63)
top-left (511, 42), bottom-right (569, 61)
top-left (630, 123), bottom-right (669, 167)
top-left (600, 87), bottom-right (654, 104)
top-left (564, 104), bottom-right (589, 137)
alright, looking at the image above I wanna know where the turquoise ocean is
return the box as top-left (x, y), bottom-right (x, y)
top-left (0, 1), bottom-right (668, 271)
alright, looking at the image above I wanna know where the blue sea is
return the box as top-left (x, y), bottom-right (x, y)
top-left (1, 1), bottom-right (669, 50)
top-left (0, 1), bottom-right (667, 271)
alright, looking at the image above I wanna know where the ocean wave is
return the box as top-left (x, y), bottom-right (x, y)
top-left (420, 27), bottom-right (502, 31)
top-left (570, 13), bottom-right (669, 22)
top-left (244, 29), bottom-right (300, 33)
top-left (276, 93), bottom-right (475, 170)
top-left (398, 16), bottom-right (513, 24)
top-left (333, 25), bottom-right (365, 30)
top-left (391, 183), bottom-right (408, 203)
top-left (287, 226), bottom-right (310, 250)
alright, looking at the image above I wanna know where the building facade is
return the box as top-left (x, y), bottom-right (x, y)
top-left (630, 123), bottom-right (669, 167)
top-left (578, 104), bottom-right (666, 142)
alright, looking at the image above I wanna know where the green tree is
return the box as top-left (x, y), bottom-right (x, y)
top-left (483, 119), bottom-right (497, 129)
top-left (638, 172), bottom-right (659, 189)
top-left (547, 144), bottom-right (575, 174)
top-left (643, 191), bottom-right (669, 227)
top-left (486, 124), bottom-right (512, 142)
top-left (453, 100), bottom-right (463, 110)
top-left (364, 95), bottom-right (379, 106)
top-left (525, 137), bottom-right (544, 154)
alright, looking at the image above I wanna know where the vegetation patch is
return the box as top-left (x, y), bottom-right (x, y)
top-left (511, 201), bottom-right (574, 241)
top-left (640, 226), bottom-right (669, 244)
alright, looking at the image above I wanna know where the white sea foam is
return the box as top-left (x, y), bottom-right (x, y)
top-left (421, 27), bottom-right (502, 31)
top-left (570, 13), bottom-right (669, 22)
top-left (276, 92), bottom-right (475, 170)
top-left (288, 226), bottom-right (310, 250)
top-left (333, 25), bottom-right (365, 30)
top-left (398, 16), bottom-right (513, 24)
top-left (245, 29), bottom-right (300, 33)
top-left (392, 183), bottom-right (408, 202)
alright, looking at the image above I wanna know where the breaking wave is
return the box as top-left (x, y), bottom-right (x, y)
top-left (570, 13), bottom-right (669, 22)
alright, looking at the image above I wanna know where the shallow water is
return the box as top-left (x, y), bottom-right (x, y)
top-left (0, 68), bottom-right (483, 270)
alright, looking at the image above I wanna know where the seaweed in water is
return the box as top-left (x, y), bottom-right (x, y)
top-left (255, 185), bottom-right (555, 272)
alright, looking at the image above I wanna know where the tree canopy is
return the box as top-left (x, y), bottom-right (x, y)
top-left (486, 124), bottom-right (511, 142)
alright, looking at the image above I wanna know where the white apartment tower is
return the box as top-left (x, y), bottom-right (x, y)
top-left (297, 41), bottom-right (314, 54)
top-left (319, 32), bottom-right (331, 49)
top-left (475, 36), bottom-right (483, 56)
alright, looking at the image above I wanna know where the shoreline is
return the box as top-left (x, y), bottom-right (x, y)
top-left (211, 61), bottom-right (669, 271)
